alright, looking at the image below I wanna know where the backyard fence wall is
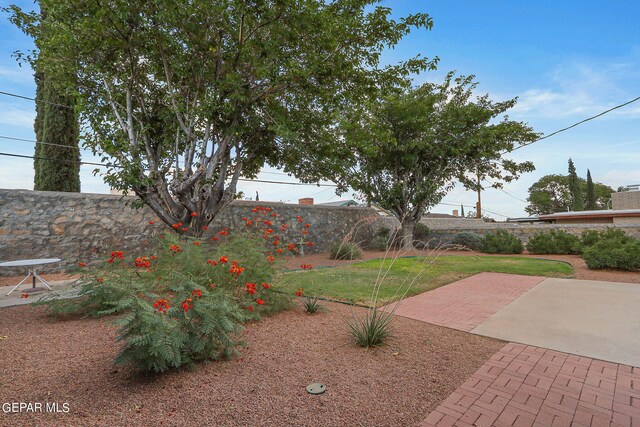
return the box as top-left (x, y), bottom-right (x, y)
top-left (0, 189), bottom-right (389, 275)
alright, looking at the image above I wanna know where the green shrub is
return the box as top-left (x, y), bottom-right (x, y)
top-left (481, 230), bottom-right (524, 254)
top-left (451, 232), bottom-right (483, 251)
top-left (329, 241), bottom-right (363, 260)
top-left (581, 228), bottom-right (631, 248)
top-left (300, 295), bottom-right (324, 314)
top-left (526, 230), bottom-right (582, 255)
top-left (372, 227), bottom-right (393, 251)
top-left (38, 205), bottom-right (310, 372)
top-left (413, 223), bottom-right (430, 241)
top-left (583, 238), bottom-right (640, 271)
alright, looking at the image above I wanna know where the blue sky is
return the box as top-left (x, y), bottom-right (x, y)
top-left (1, 1), bottom-right (639, 218)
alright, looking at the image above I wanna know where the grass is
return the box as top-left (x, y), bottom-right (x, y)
top-left (277, 255), bottom-right (573, 306)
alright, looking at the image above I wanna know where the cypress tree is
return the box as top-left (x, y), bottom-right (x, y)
top-left (586, 169), bottom-right (596, 210)
top-left (460, 204), bottom-right (465, 217)
top-left (567, 158), bottom-right (583, 211)
top-left (33, 3), bottom-right (80, 192)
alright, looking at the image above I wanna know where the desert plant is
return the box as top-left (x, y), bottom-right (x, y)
top-left (526, 230), bottom-right (582, 255)
top-left (37, 205), bottom-right (309, 372)
top-left (481, 230), bottom-right (524, 254)
top-left (450, 232), bottom-right (483, 251)
top-left (300, 295), bottom-right (324, 314)
top-left (348, 309), bottom-right (394, 347)
top-left (329, 241), bottom-right (363, 260)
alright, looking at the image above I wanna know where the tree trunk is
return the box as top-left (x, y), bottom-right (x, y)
top-left (399, 219), bottom-right (416, 251)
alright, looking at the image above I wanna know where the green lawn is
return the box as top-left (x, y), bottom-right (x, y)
top-left (277, 255), bottom-right (573, 306)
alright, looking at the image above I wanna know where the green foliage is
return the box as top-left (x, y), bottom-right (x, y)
top-left (525, 230), bottom-right (582, 255)
top-left (329, 241), bottom-right (363, 260)
top-left (526, 174), bottom-right (613, 215)
top-left (583, 238), bottom-right (640, 271)
top-left (586, 169), bottom-right (596, 210)
top-left (301, 296), bottom-right (324, 314)
top-left (6, 0), bottom-right (434, 233)
top-left (413, 223), bottom-right (430, 242)
top-left (38, 206), bottom-right (311, 372)
top-left (568, 159), bottom-right (584, 211)
top-left (348, 309), bottom-right (394, 347)
top-left (338, 71), bottom-right (538, 249)
top-left (451, 232), bottom-right (483, 251)
top-left (581, 228), bottom-right (631, 247)
top-left (371, 227), bottom-right (393, 251)
top-left (481, 230), bottom-right (524, 254)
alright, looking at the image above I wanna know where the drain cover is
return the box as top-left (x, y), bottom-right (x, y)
top-left (306, 383), bottom-right (326, 395)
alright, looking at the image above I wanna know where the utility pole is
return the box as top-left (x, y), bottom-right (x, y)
top-left (476, 170), bottom-right (482, 219)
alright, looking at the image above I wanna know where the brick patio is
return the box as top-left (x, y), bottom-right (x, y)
top-left (385, 272), bottom-right (545, 332)
top-left (419, 343), bottom-right (640, 427)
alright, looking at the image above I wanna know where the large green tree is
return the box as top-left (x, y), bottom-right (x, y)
top-left (7, 0), bottom-right (433, 235)
top-left (567, 158), bottom-right (584, 211)
top-left (525, 174), bottom-right (613, 215)
top-left (338, 72), bottom-right (537, 249)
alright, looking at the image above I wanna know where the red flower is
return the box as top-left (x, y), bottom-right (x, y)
top-left (271, 213), bottom-right (277, 217)
top-left (107, 258), bottom-right (114, 264)
top-left (261, 282), bottom-right (270, 289)
top-left (280, 224), bottom-right (288, 231)
top-left (247, 306), bottom-right (254, 312)
top-left (306, 242), bottom-right (314, 247)
top-left (190, 212), bottom-right (198, 217)
top-left (246, 282), bottom-right (257, 295)
top-left (149, 220), bottom-right (156, 225)
top-left (97, 277), bottom-right (104, 283)
top-left (207, 259), bottom-right (218, 266)
top-left (111, 251), bottom-right (124, 259)
top-left (170, 244), bottom-right (181, 253)
top-left (181, 227), bottom-right (188, 232)
top-left (246, 220), bottom-right (253, 226)
top-left (219, 255), bottom-right (228, 264)
top-left (211, 236), bottom-right (219, 241)
top-left (264, 220), bottom-right (272, 226)
top-left (301, 264), bottom-right (313, 270)
top-left (193, 241), bottom-right (201, 246)
top-left (287, 243), bottom-right (296, 251)
top-left (135, 257), bottom-right (151, 269)
top-left (302, 230), bottom-right (308, 235)
top-left (181, 297), bottom-right (193, 313)
top-left (150, 255), bottom-right (158, 260)
top-left (202, 225), bottom-right (209, 231)
top-left (153, 299), bottom-right (170, 313)
top-left (192, 289), bottom-right (203, 298)
top-left (78, 262), bottom-right (86, 267)
top-left (266, 228), bottom-right (273, 234)
top-left (172, 222), bottom-right (182, 229)
top-left (267, 255), bottom-right (275, 263)
top-left (256, 299), bottom-right (265, 305)
top-left (305, 223), bottom-right (310, 228)
top-left (276, 248), bottom-right (283, 254)
top-left (218, 230), bottom-right (229, 236)
top-left (20, 293), bottom-right (29, 299)
top-left (295, 288), bottom-right (303, 297)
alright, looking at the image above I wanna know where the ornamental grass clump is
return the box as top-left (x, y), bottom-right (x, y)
top-left (329, 240), bottom-right (363, 260)
top-left (39, 206), bottom-right (313, 373)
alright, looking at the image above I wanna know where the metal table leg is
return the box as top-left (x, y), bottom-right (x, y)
top-left (6, 271), bottom-right (32, 296)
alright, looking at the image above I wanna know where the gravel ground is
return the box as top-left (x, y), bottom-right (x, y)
top-left (0, 302), bottom-right (502, 427)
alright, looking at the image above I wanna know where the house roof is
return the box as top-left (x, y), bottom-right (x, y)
top-left (539, 209), bottom-right (640, 221)
top-left (317, 200), bottom-right (359, 207)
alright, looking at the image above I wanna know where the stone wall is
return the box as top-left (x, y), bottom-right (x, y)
top-left (422, 219), bottom-right (640, 246)
top-left (0, 189), bottom-right (387, 275)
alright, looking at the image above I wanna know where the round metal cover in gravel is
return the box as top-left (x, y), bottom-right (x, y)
top-left (306, 383), bottom-right (326, 394)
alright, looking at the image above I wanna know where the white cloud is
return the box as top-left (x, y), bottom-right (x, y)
top-left (0, 105), bottom-right (35, 129)
top-left (0, 65), bottom-right (34, 84)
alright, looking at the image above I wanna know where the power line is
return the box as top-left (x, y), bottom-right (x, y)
top-left (0, 134), bottom-right (91, 151)
top-left (483, 179), bottom-right (528, 203)
top-left (0, 150), bottom-right (339, 187)
top-left (437, 201), bottom-right (508, 218)
top-left (508, 95), bottom-right (640, 153)
top-left (0, 90), bottom-right (75, 110)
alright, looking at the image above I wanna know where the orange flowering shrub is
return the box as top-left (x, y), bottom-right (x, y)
top-left (41, 205), bottom-right (313, 373)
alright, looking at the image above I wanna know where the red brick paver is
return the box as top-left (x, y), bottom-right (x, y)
top-left (419, 343), bottom-right (640, 427)
top-left (385, 272), bottom-right (545, 332)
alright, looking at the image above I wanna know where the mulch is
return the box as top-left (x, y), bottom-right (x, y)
top-left (0, 302), bottom-right (502, 427)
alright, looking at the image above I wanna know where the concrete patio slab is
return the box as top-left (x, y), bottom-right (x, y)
top-left (0, 280), bottom-right (77, 308)
top-left (472, 278), bottom-right (640, 367)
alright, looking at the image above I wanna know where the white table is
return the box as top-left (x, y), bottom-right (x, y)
top-left (0, 258), bottom-right (62, 296)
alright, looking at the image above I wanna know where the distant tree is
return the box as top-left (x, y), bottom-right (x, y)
top-left (526, 174), bottom-right (613, 215)
top-left (338, 72), bottom-right (537, 249)
top-left (585, 169), bottom-right (596, 210)
top-left (460, 204), bottom-right (465, 217)
top-left (617, 186), bottom-right (629, 192)
top-left (567, 159), bottom-right (584, 211)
